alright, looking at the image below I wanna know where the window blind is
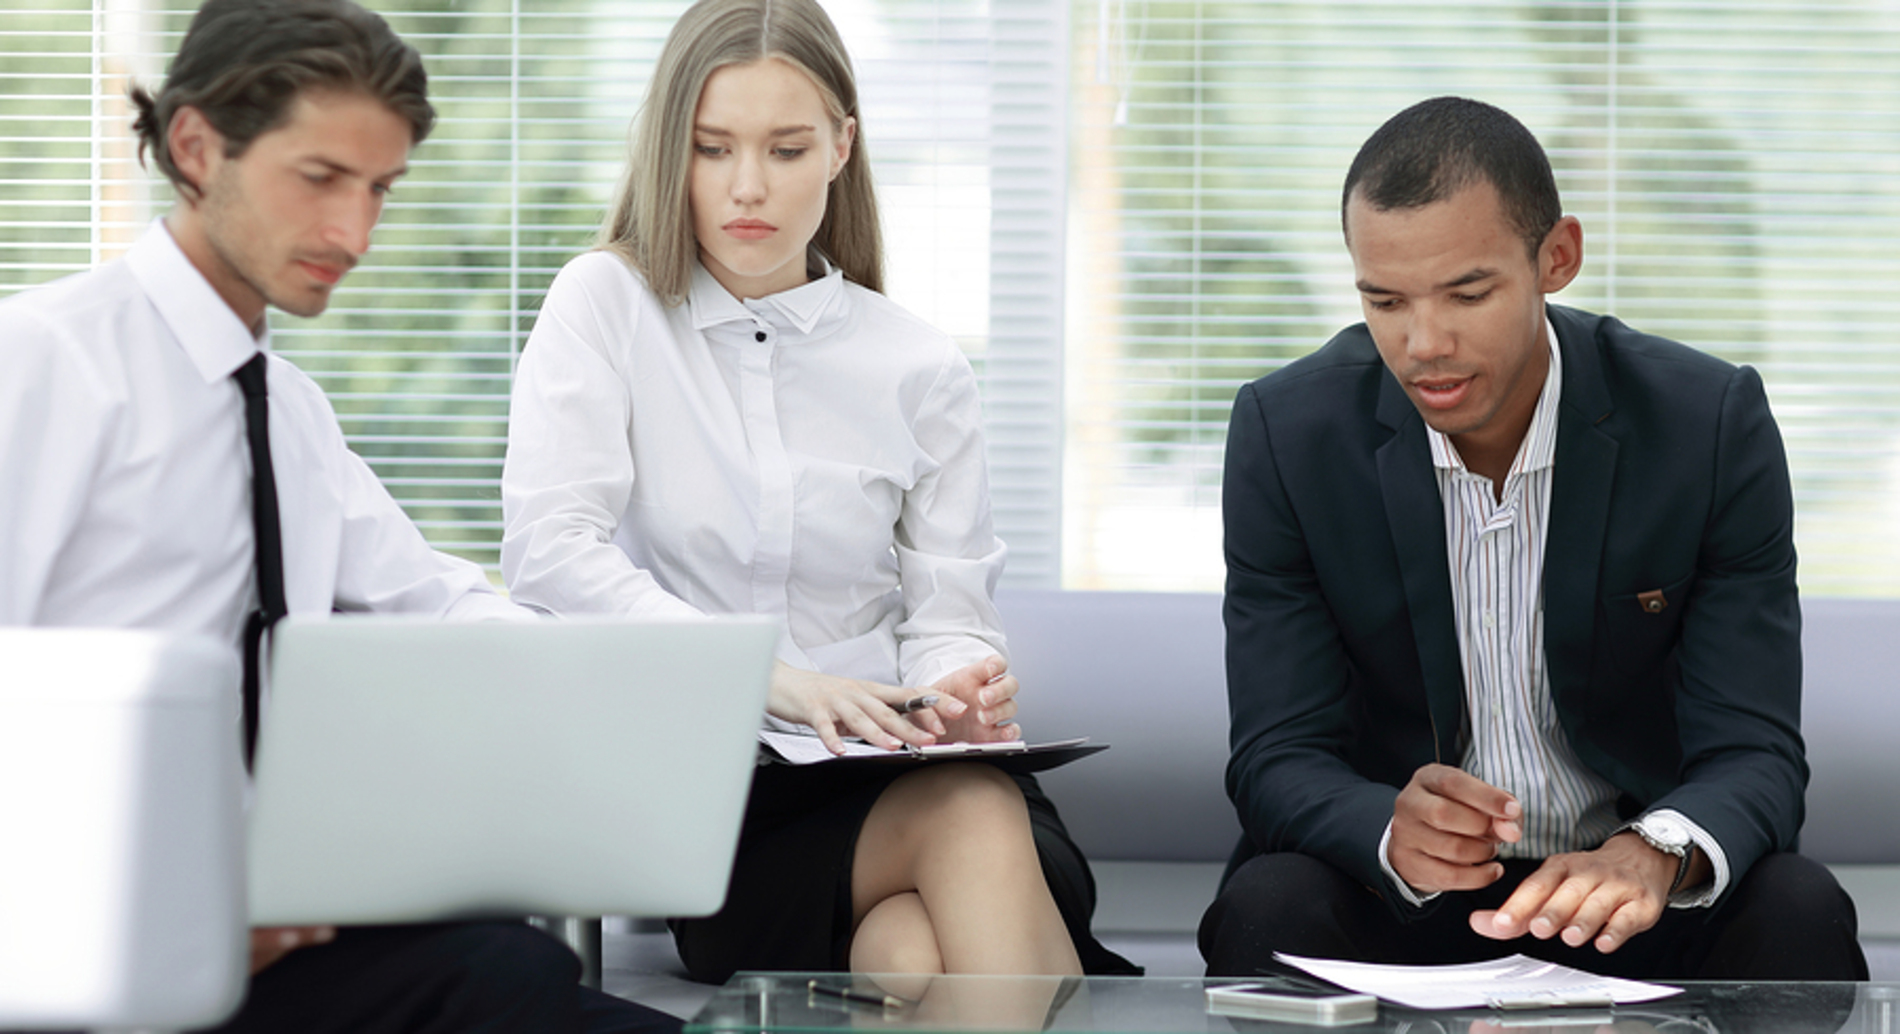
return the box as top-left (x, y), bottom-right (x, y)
top-left (0, 0), bottom-right (1066, 585)
top-left (1066, 0), bottom-right (1900, 595)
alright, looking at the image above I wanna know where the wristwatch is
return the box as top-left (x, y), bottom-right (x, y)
top-left (1624, 813), bottom-right (1694, 894)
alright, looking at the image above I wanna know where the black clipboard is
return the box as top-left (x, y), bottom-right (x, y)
top-left (758, 732), bottom-right (1108, 775)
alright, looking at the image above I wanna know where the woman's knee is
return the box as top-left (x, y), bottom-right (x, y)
top-left (851, 892), bottom-right (946, 975)
top-left (886, 763), bottom-right (1027, 832)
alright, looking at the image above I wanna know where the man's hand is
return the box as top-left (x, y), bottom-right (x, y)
top-left (766, 661), bottom-right (963, 754)
top-left (250, 926), bottom-right (335, 974)
top-left (1389, 764), bottom-right (1522, 894)
top-left (927, 655), bottom-right (1020, 743)
top-left (1468, 831), bottom-right (1695, 953)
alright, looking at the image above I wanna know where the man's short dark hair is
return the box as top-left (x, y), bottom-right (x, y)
top-left (1342, 96), bottom-right (1561, 260)
top-left (129, 0), bottom-right (434, 200)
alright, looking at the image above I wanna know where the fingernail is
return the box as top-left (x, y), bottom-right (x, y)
top-left (1503, 800), bottom-right (1521, 818)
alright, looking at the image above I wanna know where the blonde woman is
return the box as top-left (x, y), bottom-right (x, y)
top-left (501, 0), bottom-right (1134, 983)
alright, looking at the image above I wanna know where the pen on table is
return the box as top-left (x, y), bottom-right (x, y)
top-left (897, 694), bottom-right (939, 714)
top-left (807, 980), bottom-right (903, 1010)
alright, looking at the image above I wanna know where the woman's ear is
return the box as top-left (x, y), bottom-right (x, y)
top-left (830, 116), bottom-right (856, 182)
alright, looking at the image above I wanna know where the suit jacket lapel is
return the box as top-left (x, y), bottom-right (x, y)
top-left (1544, 306), bottom-right (1619, 710)
top-left (1376, 374), bottom-right (1467, 763)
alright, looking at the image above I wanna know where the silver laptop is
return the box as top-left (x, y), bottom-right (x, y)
top-left (247, 613), bottom-right (776, 927)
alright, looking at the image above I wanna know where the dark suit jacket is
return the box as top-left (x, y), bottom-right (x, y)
top-left (1221, 303), bottom-right (1806, 908)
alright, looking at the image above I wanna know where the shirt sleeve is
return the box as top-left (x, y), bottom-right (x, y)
top-left (295, 367), bottom-right (525, 623)
top-left (891, 346), bottom-right (1008, 689)
top-left (500, 261), bottom-right (703, 620)
top-left (0, 309), bottom-right (110, 624)
top-left (1376, 820), bottom-right (1441, 909)
top-left (1647, 807), bottom-right (1731, 909)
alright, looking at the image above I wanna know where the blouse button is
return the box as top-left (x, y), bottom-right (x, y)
top-left (755, 330), bottom-right (767, 343)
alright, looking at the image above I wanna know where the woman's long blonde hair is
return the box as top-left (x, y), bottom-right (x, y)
top-left (600, 0), bottom-right (882, 305)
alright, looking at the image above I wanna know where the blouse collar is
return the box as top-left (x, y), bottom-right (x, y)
top-left (687, 255), bottom-right (850, 340)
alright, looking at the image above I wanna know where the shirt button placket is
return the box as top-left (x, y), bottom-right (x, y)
top-left (740, 322), bottom-right (794, 619)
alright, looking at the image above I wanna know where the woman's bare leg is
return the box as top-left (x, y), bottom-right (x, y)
top-left (848, 763), bottom-right (1083, 976)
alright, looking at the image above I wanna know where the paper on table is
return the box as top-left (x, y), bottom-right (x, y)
top-left (1275, 952), bottom-right (1682, 1011)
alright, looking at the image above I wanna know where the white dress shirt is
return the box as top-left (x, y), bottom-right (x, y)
top-left (502, 252), bottom-right (1006, 691)
top-left (1377, 320), bottom-right (1726, 908)
top-left (0, 220), bottom-right (521, 656)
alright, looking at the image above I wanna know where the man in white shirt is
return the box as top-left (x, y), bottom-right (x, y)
top-left (1200, 97), bottom-right (1865, 981)
top-left (0, 1), bottom-right (674, 1030)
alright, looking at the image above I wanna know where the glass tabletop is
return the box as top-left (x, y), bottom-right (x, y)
top-left (684, 973), bottom-right (1900, 1034)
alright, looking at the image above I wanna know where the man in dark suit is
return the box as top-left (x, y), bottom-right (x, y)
top-left (1198, 96), bottom-right (1866, 980)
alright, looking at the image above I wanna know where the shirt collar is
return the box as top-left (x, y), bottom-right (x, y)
top-left (686, 255), bottom-right (848, 338)
top-left (1427, 315), bottom-right (1563, 477)
top-left (124, 218), bottom-right (269, 384)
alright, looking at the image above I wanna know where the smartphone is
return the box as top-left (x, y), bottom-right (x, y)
top-left (1205, 981), bottom-right (1379, 1026)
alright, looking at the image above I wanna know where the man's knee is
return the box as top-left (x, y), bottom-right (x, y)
top-left (1730, 853), bottom-right (1858, 930)
top-left (428, 922), bottom-right (581, 1021)
top-left (218, 922), bottom-right (582, 1034)
top-left (1701, 852), bottom-right (1867, 980)
top-left (1198, 853), bottom-right (1369, 976)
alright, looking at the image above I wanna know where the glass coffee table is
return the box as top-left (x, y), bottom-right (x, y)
top-left (685, 973), bottom-right (1900, 1034)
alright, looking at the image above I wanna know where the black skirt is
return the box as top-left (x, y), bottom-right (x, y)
top-left (669, 760), bottom-right (1141, 982)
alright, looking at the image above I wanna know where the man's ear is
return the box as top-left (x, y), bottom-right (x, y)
top-left (1539, 215), bottom-right (1584, 294)
top-left (167, 105), bottom-right (220, 203)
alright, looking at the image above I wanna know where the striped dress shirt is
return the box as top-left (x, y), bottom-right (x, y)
top-left (1378, 319), bottom-right (1725, 907)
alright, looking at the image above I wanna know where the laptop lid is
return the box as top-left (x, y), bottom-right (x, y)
top-left (247, 614), bottom-right (776, 927)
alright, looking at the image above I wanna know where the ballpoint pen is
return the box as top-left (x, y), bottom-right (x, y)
top-left (807, 980), bottom-right (904, 1010)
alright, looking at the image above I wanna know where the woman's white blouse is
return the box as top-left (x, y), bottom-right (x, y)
top-left (502, 252), bottom-right (1007, 690)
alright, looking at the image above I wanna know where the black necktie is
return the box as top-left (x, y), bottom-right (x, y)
top-left (235, 353), bottom-right (287, 771)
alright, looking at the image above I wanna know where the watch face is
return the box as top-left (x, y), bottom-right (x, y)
top-left (1644, 815), bottom-right (1691, 850)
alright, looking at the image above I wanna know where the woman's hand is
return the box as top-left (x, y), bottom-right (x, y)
top-left (927, 655), bottom-right (1020, 743)
top-left (767, 661), bottom-right (964, 754)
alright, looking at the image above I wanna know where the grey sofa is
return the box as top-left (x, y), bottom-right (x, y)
top-left (998, 589), bottom-right (1900, 971)
top-left (606, 591), bottom-right (1900, 1009)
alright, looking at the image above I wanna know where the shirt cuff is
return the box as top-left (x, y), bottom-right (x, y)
top-left (1377, 819), bottom-right (1441, 908)
top-left (1636, 808), bottom-right (1730, 909)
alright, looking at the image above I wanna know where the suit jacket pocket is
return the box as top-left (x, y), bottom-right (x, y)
top-left (1601, 572), bottom-right (1695, 682)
